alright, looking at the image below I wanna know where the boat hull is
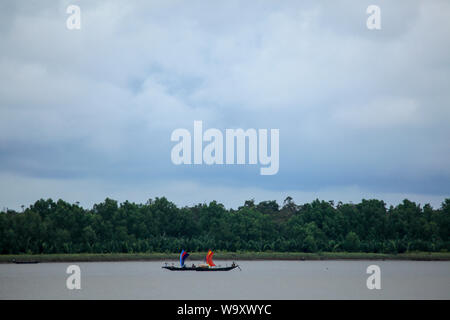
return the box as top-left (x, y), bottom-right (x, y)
top-left (195, 266), bottom-right (238, 271)
top-left (162, 266), bottom-right (197, 271)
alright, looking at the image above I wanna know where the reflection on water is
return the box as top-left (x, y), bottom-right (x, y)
top-left (0, 260), bottom-right (449, 299)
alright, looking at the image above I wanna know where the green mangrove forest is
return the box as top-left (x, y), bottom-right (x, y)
top-left (1, 197), bottom-right (449, 255)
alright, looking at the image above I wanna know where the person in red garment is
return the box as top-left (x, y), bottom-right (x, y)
top-left (206, 250), bottom-right (216, 267)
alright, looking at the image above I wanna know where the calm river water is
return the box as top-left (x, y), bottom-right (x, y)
top-left (0, 260), bottom-right (449, 299)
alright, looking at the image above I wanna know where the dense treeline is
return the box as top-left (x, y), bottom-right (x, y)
top-left (0, 197), bottom-right (449, 254)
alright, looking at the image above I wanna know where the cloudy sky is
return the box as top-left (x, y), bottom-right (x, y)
top-left (0, 0), bottom-right (449, 210)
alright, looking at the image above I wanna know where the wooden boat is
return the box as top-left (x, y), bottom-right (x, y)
top-left (162, 250), bottom-right (240, 272)
top-left (162, 265), bottom-right (239, 272)
top-left (12, 260), bottom-right (40, 264)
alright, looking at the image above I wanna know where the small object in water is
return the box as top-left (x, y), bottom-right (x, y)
top-left (162, 251), bottom-right (240, 271)
top-left (12, 259), bottom-right (39, 264)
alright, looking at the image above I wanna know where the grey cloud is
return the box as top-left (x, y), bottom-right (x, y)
top-left (0, 0), bottom-right (449, 209)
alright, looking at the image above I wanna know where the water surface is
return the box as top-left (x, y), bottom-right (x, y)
top-left (0, 260), bottom-right (449, 299)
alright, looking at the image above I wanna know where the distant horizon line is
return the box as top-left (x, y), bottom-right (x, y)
top-left (2, 196), bottom-right (449, 213)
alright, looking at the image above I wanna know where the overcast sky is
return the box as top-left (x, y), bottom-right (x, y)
top-left (0, 0), bottom-right (449, 210)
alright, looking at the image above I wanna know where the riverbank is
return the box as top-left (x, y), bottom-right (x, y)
top-left (1, 251), bottom-right (449, 263)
